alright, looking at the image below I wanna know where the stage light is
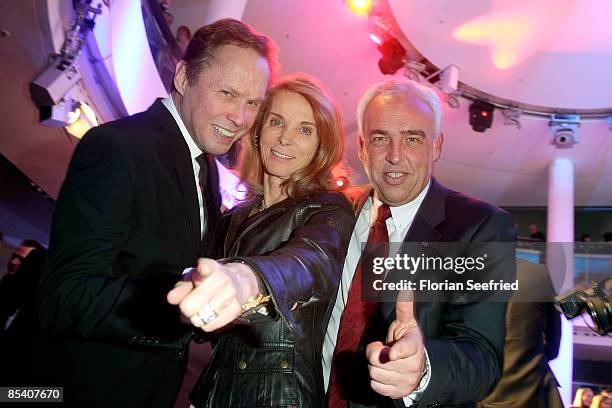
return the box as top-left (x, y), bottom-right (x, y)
top-left (31, 1), bottom-right (103, 130)
top-left (469, 100), bottom-right (495, 132)
top-left (425, 65), bottom-right (460, 94)
top-left (377, 37), bottom-right (406, 75)
top-left (549, 114), bottom-right (580, 149)
top-left (347, 0), bottom-right (373, 15)
top-left (39, 99), bottom-right (74, 127)
top-left (502, 108), bottom-right (522, 129)
top-left (30, 63), bottom-right (82, 107)
top-left (369, 32), bottom-right (382, 45)
top-left (439, 65), bottom-right (459, 94)
top-left (30, 1), bottom-right (101, 107)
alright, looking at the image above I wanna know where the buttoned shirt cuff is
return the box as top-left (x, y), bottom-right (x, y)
top-left (401, 348), bottom-right (431, 407)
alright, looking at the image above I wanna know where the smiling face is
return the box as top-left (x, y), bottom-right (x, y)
top-left (359, 93), bottom-right (442, 206)
top-left (260, 90), bottom-right (320, 182)
top-left (174, 44), bottom-right (270, 155)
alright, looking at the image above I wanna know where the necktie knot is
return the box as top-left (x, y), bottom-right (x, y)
top-left (376, 203), bottom-right (391, 224)
top-left (196, 153), bottom-right (208, 192)
top-left (195, 153), bottom-right (207, 167)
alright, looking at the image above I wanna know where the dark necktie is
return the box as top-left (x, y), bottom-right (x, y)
top-left (328, 203), bottom-right (392, 407)
top-left (195, 153), bottom-right (216, 242)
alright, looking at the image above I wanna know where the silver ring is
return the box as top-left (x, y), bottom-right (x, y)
top-left (198, 303), bottom-right (218, 325)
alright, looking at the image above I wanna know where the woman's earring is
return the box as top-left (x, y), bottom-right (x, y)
top-left (253, 135), bottom-right (260, 147)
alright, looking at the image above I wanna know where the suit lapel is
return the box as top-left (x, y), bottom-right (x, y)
top-left (403, 178), bottom-right (446, 243)
top-left (149, 99), bottom-right (201, 257)
top-left (380, 178), bottom-right (446, 320)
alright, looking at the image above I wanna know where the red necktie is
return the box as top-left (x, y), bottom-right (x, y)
top-left (328, 203), bottom-right (392, 407)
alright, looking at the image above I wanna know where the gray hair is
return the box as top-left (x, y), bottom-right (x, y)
top-left (356, 79), bottom-right (442, 139)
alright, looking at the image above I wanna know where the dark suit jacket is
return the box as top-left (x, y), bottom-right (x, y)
top-left (479, 258), bottom-right (562, 408)
top-left (343, 178), bottom-right (516, 408)
top-left (34, 99), bottom-right (221, 407)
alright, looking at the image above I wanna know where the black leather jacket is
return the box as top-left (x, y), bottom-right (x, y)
top-left (190, 192), bottom-right (354, 408)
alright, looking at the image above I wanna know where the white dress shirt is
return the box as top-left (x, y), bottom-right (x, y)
top-left (322, 181), bottom-right (431, 406)
top-left (161, 96), bottom-right (205, 239)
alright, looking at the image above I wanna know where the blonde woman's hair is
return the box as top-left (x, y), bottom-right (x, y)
top-left (573, 388), bottom-right (595, 408)
top-left (591, 394), bottom-right (611, 408)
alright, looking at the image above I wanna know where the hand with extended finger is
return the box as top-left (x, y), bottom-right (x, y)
top-left (166, 258), bottom-right (260, 331)
top-left (365, 291), bottom-right (425, 399)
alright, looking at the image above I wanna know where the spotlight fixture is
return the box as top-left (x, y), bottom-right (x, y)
top-left (469, 100), bottom-right (494, 132)
top-left (30, 0), bottom-right (102, 126)
top-left (425, 65), bottom-right (459, 94)
top-left (502, 107), bottom-right (522, 129)
top-left (549, 114), bottom-right (580, 149)
top-left (377, 37), bottom-right (406, 75)
top-left (30, 62), bottom-right (82, 107)
top-left (39, 98), bottom-right (75, 127)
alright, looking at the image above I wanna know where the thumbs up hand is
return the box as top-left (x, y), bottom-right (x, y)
top-left (365, 290), bottom-right (425, 399)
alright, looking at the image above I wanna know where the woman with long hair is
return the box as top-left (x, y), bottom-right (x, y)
top-left (573, 387), bottom-right (595, 408)
top-left (186, 73), bottom-right (354, 407)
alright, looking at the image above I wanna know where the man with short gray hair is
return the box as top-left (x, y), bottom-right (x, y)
top-left (323, 79), bottom-right (515, 407)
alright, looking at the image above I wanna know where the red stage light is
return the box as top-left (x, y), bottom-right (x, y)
top-left (469, 100), bottom-right (494, 132)
top-left (377, 37), bottom-right (406, 75)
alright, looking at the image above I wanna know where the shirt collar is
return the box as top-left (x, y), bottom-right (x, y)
top-left (161, 95), bottom-right (202, 160)
top-left (370, 180), bottom-right (431, 231)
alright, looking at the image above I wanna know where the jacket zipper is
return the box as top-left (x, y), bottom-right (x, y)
top-left (227, 207), bottom-right (287, 254)
top-left (226, 207), bottom-right (292, 332)
top-left (227, 204), bottom-right (338, 335)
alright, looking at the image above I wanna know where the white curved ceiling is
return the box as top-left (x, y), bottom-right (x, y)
top-left (1, 0), bottom-right (610, 213)
top-left (389, 0), bottom-right (612, 110)
top-left (239, 0), bottom-right (612, 206)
